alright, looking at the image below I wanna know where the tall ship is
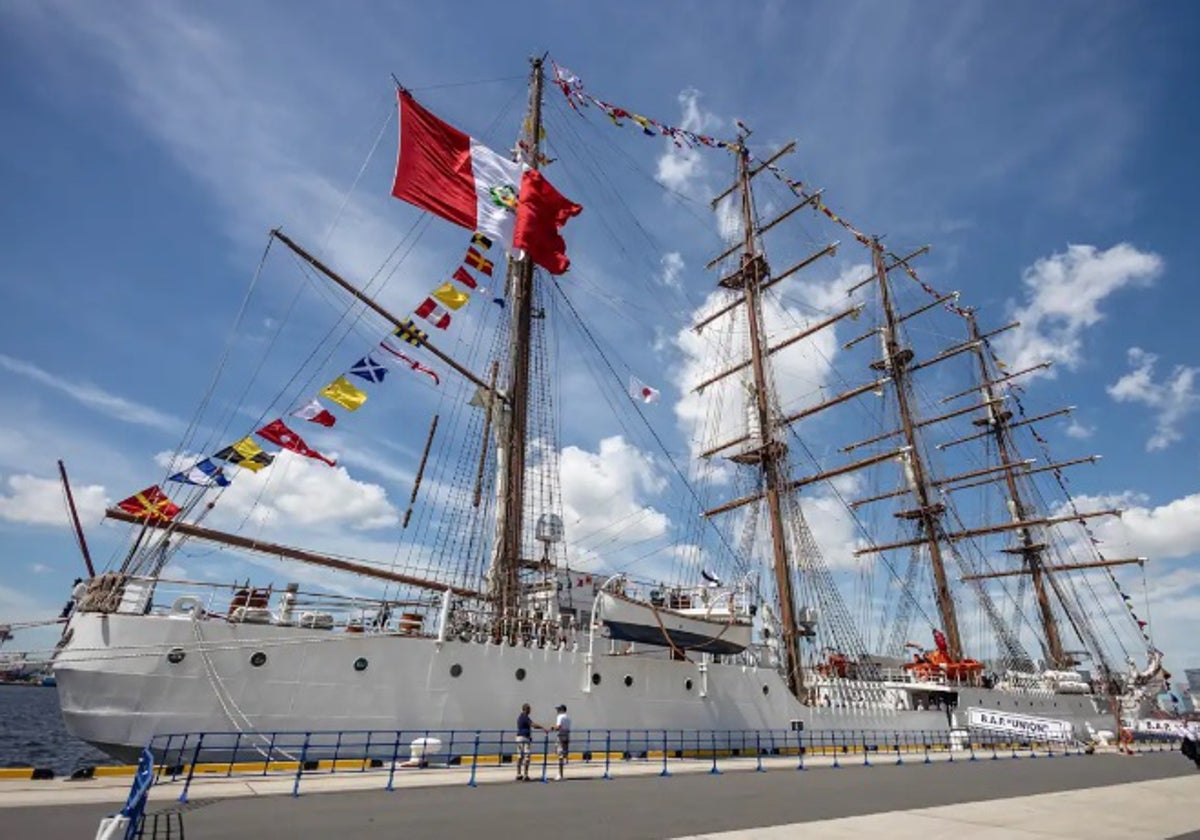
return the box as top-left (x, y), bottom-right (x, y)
top-left (50, 58), bottom-right (1171, 760)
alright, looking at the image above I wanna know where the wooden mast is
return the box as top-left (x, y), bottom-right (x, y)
top-left (964, 311), bottom-right (1066, 666)
top-left (732, 142), bottom-right (805, 698)
top-left (494, 57), bottom-right (546, 618)
top-left (872, 241), bottom-right (965, 660)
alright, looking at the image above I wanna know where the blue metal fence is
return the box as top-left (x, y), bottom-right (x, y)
top-left (129, 725), bottom-right (1184, 802)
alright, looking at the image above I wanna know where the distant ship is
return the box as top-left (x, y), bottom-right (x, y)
top-left (51, 57), bottom-right (1172, 760)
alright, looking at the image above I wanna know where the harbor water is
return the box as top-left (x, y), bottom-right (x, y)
top-left (0, 684), bottom-right (114, 774)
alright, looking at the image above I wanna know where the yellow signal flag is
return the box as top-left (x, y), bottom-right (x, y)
top-left (319, 376), bottom-right (368, 412)
top-left (432, 282), bottom-right (470, 310)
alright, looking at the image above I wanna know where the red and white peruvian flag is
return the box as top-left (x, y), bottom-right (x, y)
top-left (629, 375), bottom-right (660, 404)
top-left (392, 91), bottom-right (523, 248)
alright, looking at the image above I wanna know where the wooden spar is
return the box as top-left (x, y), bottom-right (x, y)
top-left (932, 458), bottom-right (1037, 487)
top-left (964, 312), bottom-right (1064, 666)
top-left (907, 339), bottom-right (981, 373)
top-left (270, 229), bottom-right (498, 398)
top-left (898, 292), bottom-right (959, 323)
top-left (693, 242), bottom-right (838, 333)
top-left (700, 431), bottom-right (750, 461)
top-left (842, 397), bottom-right (1003, 453)
top-left (493, 57), bottom-right (546, 617)
top-left (693, 304), bottom-right (863, 393)
top-left (402, 414), bottom-right (438, 529)
top-left (848, 458), bottom-right (1036, 508)
top-left (472, 362), bottom-right (500, 508)
top-left (939, 362), bottom-right (1052, 404)
top-left (706, 190), bottom-right (825, 270)
top-left (778, 378), bottom-right (889, 427)
top-left (846, 246), bottom-right (930, 295)
top-left (105, 507), bottom-right (486, 598)
top-left (961, 557), bottom-right (1146, 582)
top-left (950, 508), bottom-right (1122, 542)
top-left (938, 406), bottom-right (1074, 450)
top-left (756, 192), bottom-right (823, 236)
top-left (947, 455), bottom-right (1099, 493)
top-left (871, 240), bottom-right (964, 660)
top-left (789, 446), bottom-right (906, 492)
top-left (853, 509), bottom-right (1123, 555)
top-left (58, 459), bottom-right (95, 577)
top-left (703, 377), bottom-right (889, 459)
top-left (709, 141), bottom-right (795, 208)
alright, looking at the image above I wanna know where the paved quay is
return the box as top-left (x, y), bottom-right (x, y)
top-left (0, 749), bottom-right (1196, 838)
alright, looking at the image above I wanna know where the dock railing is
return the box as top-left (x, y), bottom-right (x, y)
top-left (127, 725), bottom-right (1185, 803)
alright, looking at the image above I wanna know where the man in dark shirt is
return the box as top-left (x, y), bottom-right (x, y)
top-left (515, 703), bottom-right (543, 781)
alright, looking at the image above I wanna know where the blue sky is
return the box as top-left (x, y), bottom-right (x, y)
top-left (1, 2), bottom-right (1197, 674)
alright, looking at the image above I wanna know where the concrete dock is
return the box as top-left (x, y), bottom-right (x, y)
top-left (0, 748), bottom-right (1196, 838)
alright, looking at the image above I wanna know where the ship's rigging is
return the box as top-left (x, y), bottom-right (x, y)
top-left (90, 55), bottom-right (1163, 703)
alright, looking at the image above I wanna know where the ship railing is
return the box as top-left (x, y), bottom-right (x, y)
top-left (130, 575), bottom-right (446, 636)
top-left (136, 724), bottom-right (1118, 802)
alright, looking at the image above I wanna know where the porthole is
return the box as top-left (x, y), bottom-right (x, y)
top-left (624, 674), bottom-right (634, 687)
top-left (761, 684), bottom-right (770, 696)
top-left (515, 668), bottom-right (526, 681)
top-left (250, 651), bottom-right (267, 667)
top-left (591, 672), bottom-right (602, 686)
top-left (167, 648), bottom-right (186, 665)
top-left (354, 657), bottom-right (369, 672)
top-left (684, 679), bottom-right (693, 692)
top-left (450, 663), bottom-right (463, 678)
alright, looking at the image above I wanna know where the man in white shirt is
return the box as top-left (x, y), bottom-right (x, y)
top-left (552, 704), bottom-right (571, 780)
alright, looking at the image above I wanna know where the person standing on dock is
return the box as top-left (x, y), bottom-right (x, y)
top-left (515, 703), bottom-right (543, 781)
top-left (552, 704), bottom-right (571, 781)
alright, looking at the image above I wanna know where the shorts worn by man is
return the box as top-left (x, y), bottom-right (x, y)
top-left (552, 704), bottom-right (572, 780)
top-left (515, 703), bottom-right (541, 781)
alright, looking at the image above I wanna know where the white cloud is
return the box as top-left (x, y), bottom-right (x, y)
top-left (655, 89), bottom-right (722, 197)
top-left (1064, 418), bottom-right (1094, 440)
top-left (1068, 491), bottom-right (1200, 562)
top-left (659, 252), bottom-right (685, 289)
top-left (0, 474), bottom-right (109, 528)
top-left (0, 354), bottom-right (181, 432)
top-left (18, 1), bottom-right (435, 292)
top-left (29, 563), bottom-right (52, 575)
top-left (994, 244), bottom-right (1163, 376)
top-left (560, 436), bottom-right (669, 552)
top-left (1106, 348), bottom-right (1198, 451)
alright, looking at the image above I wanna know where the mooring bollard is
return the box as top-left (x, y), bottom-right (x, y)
top-left (292, 732), bottom-right (311, 798)
top-left (709, 730), bottom-right (721, 775)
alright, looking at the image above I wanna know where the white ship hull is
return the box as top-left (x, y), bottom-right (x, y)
top-left (53, 612), bottom-right (1119, 761)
